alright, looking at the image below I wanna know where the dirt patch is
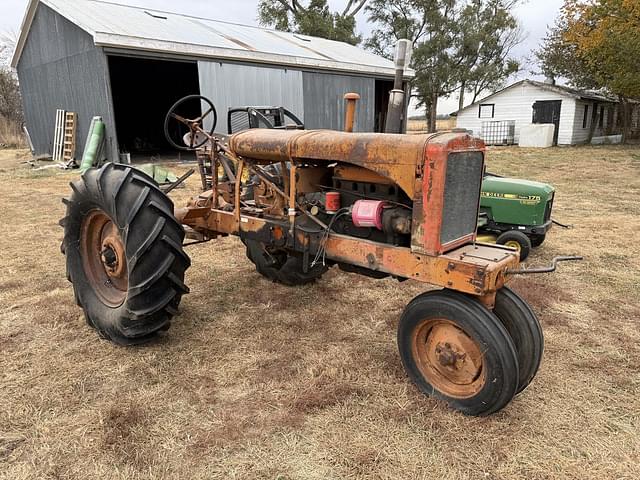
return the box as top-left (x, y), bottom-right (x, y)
top-left (509, 277), bottom-right (574, 312)
top-left (290, 377), bottom-right (369, 414)
top-left (101, 402), bottom-right (150, 468)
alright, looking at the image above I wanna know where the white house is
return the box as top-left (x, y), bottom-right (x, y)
top-left (453, 79), bottom-right (621, 146)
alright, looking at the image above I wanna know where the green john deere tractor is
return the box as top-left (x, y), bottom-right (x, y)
top-left (477, 174), bottom-right (555, 261)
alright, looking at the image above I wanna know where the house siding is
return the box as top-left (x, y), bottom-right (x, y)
top-left (570, 100), bottom-right (615, 143)
top-left (456, 83), bottom-right (578, 145)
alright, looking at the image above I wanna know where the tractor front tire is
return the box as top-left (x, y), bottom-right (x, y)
top-left (497, 230), bottom-right (532, 261)
top-left (60, 163), bottom-right (190, 345)
top-left (493, 286), bottom-right (544, 394)
top-left (397, 289), bottom-right (519, 416)
top-left (245, 239), bottom-right (327, 286)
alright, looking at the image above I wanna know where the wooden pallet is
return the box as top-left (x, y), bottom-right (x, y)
top-left (62, 112), bottom-right (77, 163)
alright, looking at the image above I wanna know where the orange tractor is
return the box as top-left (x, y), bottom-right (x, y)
top-left (60, 95), bottom-right (579, 415)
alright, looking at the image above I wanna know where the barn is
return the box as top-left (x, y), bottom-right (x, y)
top-left (11, 0), bottom-right (411, 161)
top-left (453, 79), bottom-right (622, 146)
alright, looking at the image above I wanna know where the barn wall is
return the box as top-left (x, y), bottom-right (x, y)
top-left (198, 61), bottom-right (304, 133)
top-left (455, 83), bottom-right (577, 145)
top-left (302, 72), bottom-right (375, 132)
top-left (16, 4), bottom-right (117, 160)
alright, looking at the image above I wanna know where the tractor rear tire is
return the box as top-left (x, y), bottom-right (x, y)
top-left (245, 239), bottom-right (327, 286)
top-left (497, 230), bottom-right (532, 261)
top-left (397, 289), bottom-right (519, 416)
top-left (493, 286), bottom-right (544, 394)
top-left (60, 163), bottom-right (190, 345)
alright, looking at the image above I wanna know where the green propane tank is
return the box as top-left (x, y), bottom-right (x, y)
top-left (79, 120), bottom-right (105, 173)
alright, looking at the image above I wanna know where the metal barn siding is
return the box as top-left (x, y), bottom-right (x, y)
top-left (17, 4), bottom-right (116, 159)
top-left (302, 72), bottom-right (375, 132)
top-left (198, 61), bottom-right (304, 133)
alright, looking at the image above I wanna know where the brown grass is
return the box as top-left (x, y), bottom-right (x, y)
top-left (1, 145), bottom-right (640, 479)
top-left (407, 117), bottom-right (457, 132)
top-left (0, 116), bottom-right (26, 149)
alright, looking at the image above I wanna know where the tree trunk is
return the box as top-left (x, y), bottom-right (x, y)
top-left (428, 93), bottom-right (438, 133)
top-left (472, 86), bottom-right (482, 104)
top-left (458, 82), bottom-right (465, 111)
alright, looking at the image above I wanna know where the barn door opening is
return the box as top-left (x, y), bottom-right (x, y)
top-left (108, 56), bottom-right (200, 161)
top-left (374, 79), bottom-right (393, 132)
top-left (532, 100), bottom-right (562, 145)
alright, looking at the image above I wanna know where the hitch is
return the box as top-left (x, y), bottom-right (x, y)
top-left (161, 169), bottom-right (195, 194)
top-left (506, 255), bottom-right (583, 275)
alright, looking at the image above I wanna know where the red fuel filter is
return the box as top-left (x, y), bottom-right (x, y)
top-left (325, 191), bottom-right (341, 213)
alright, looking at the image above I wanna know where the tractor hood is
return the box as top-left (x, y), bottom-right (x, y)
top-left (482, 176), bottom-right (555, 202)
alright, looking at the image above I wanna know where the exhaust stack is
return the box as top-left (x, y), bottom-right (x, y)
top-left (384, 39), bottom-right (413, 134)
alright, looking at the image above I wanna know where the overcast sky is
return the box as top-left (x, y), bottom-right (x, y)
top-left (1, 0), bottom-right (564, 114)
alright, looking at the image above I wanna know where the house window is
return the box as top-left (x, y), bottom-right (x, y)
top-left (582, 105), bottom-right (589, 128)
top-left (479, 104), bottom-right (495, 118)
top-left (599, 106), bottom-right (605, 127)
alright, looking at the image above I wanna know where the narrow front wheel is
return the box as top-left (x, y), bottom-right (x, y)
top-left (397, 290), bottom-right (519, 416)
top-left (493, 286), bottom-right (544, 394)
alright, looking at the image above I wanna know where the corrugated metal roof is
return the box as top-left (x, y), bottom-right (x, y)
top-left (526, 80), bottom-right (616, 103)
top-left (12, 0), bottom-right (411, 78)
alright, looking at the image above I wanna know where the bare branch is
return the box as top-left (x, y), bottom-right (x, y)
top-left (275, 0), bottom-right (297, 14)
top-left (349, 0), bottom-right (369, 17)
top-left (342, 0), bottom-right (356, 17)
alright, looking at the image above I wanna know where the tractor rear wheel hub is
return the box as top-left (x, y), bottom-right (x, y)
top-left (80, 210), bottom-right (129, 307)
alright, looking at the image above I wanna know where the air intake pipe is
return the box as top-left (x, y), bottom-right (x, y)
top-left (343, 92), bottom-right (360, 132)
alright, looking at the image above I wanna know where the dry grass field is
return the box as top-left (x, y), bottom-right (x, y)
top-left (0, 117), bottom-right (26, 149)
top-left (407, 117), bottom-right (457, 132)
top-left (1, 144), bottom-right (639, 479)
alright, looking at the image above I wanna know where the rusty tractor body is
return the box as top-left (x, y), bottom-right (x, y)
top-left (61, 94), bottom-right (579, 416)
top-left (179, 129), bottom-right (515, 306)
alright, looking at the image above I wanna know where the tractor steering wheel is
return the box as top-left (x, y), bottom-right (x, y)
top-left (164, 95), bottom-right (218, 150)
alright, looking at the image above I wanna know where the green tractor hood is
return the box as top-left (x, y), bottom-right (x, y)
top-left (480, 176), bottom-right (555, 227)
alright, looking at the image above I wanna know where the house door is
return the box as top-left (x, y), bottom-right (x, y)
top-left (532, 100), bottom-right (562, 145)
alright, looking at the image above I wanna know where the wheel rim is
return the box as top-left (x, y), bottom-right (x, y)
top-left (411, 318), bottom-right (486, 398)
top-left (80, 210), bottom-right (128, 307)
top-left (504, 240), bottom-right (521, 251)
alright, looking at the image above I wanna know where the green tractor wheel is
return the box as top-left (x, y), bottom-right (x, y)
top-left (531, 234), bottom-right (546, 248)
top-left (496, 230), bottom-right (532, 261)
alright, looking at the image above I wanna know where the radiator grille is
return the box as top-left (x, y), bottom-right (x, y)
top-left (440, 152), bottom-right (484, 245)
top-left (228, 110), bottom-right (252, 134)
